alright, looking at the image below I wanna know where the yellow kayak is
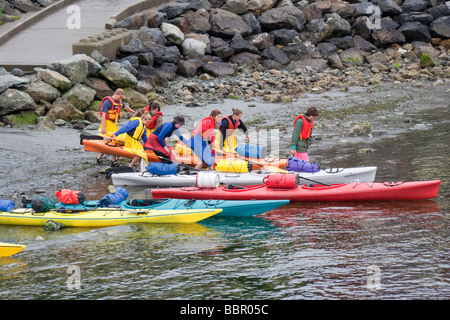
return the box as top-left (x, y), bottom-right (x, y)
top-left (0, 207), bottom-right (221, 227)
top-left (0, 243), bottom-right (26, 257)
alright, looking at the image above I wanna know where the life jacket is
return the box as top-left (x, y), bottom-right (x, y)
top-left (193, 116), bottom-right (216, 139)
top-left (220, 115), bottom-right (240, 131)
top-left (127, 117), bottom-right (146, 140)
top-left (100, 96), bottom-right (122, 121)
top-left (293, 115), bottom-right (314, 140)
top-left (144, 107), bottom-right (163, 130)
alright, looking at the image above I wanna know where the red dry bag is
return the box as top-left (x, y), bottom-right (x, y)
top-left (264, 173), bottom-right (299, 189)
top-left (55, 189), bottom-right (85, 205)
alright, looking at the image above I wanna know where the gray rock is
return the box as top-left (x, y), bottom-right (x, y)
top-left (0, 89), bottom-right (36, 117)
top-left (61, 84), bottom-right (97, 111)
top-left (269, 28), bottom-right (301, 45)
top-left (401, 0), bottom-right (428, 13)
top-left (158, 1), bottom-right (192, 19)
top-left (371, 28), bottom-right (406, 47)
top-left (261, 46), bottom-right (290, 65)
top-left (35, 67), bottom-right (72, 92)
top-left (202, 61), bottom-right (237, 77)
top-left (241, 13), bottom-right (262, 35)
top-left (100, 62), bottom-right (138, 88)
top-left (46, 97), bottom-right (85, 122)
top-left (209, 8), bottom-right (252, 38)
top-left (161, 22), bottom-right (185, 45)
top-left (35, 116), bottom-right (56, 132)
top-left (210, 36), bottom-right (235, 59)
top-left (398, 21), bottom-right (431, 42)
top-left (258, 6), bottom-right (306, 32)
top-left (182, 38), bottom-right (207, 56)
top-left (229, 52), bottom-right (261, 68)
top-left (18, 80), bottom-right (60, 103)
top-left (230, 34), bottom-right (260, 54)
top-left (429, 16), bottom-right (450, 38)
top-left (372, 0), bottom-right (403, 16)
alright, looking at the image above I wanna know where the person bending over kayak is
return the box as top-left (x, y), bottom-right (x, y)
top-left (111, 112), bottom-right (151, 170)
top-left (215, 108), bottom-right (249, 154)
top-left (144, 116), bottom-right (187, 163)
top-left (291, 107), bottom-right (319, 162)
top-left (191, 109), bottom-right (222, 170)
top-left (98, 89), bottom-right (135, 166)
top-left (133, 101), bottom-right (163, 137)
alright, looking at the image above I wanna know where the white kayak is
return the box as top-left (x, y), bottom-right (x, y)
top-left (111, 166), bottom-right (377, 188)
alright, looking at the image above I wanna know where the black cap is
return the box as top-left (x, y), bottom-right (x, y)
top-left (173, 116), bottom-right (185, 125)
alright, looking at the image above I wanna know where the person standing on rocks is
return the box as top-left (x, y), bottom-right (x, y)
top-left (133, 101), bottom-right (163, 137)
top-left (97, 89), bottom-right (135, 166)
top-left (215, 108), bottom-right (249, 154)
top-left (291, 107), bottom-right (319, 162)
top-left (143, 116), bottom-right (187, 164)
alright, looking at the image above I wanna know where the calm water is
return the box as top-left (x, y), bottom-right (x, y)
top-left (0, 101), bottom-right (449, 300)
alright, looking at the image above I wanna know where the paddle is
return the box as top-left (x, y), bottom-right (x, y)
top-left (214, 147), bottom-right (331, 187)
top-left (213, 147), bottom-right (287, 173)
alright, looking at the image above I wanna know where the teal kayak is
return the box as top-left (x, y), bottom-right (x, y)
top-left (54, 198), bottom-right (289, 217)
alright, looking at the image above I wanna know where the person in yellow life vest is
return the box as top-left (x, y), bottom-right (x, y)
top-left (291, 107), bottom-right (319, 162)
top-left (215, 108), bottom-right (249, 154)
top-left (133, 101), bottom-right (163, 137)
top-left (111, 112), bottom-right (152, 170)
top-left (97, 89), bottom-right (135, 165)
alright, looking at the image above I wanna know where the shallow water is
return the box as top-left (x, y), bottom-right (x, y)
top-left (0, 84), bottom-right (449, 300)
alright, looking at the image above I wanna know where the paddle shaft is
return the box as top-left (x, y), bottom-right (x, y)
top-left (214, 148), bottom-right (331, 186)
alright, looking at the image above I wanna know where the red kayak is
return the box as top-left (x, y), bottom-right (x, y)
top-left (151, 180), bottom-right (441, 202)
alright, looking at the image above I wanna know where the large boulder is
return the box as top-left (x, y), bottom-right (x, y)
top-left (371, 29), bottom-right (406, 47)
top-left (61, 84), bottom-right (96, 111)
top-left (99, 62), bottom-right (138, 88)
top-left (202, 61), bottom-right (237, 77)
top-left (18, 80), bottom-right (60, 103)
top-left (209, 8), bottom-right (252, 38)
top-left (35, 68), bottom-right (72, 92)
top-left (398, 22), bottom-right (431, 42)
top-left (429, 16), bottom-right (450, 38)
top-left (161, 22), bottom-right (185, 45)
top-left (0, 89), bottom-right (36, 117)
top-left (182, 38), bottom-right (208, 56)
top-left (258, 6), bottom-right (306, 32)
top-left (0, 67), bottom-right (29, 90)
top-left (372, 0), bottom-right (403, 16)
top-left (47, 55), bottom-right (91, 84)
top-left (46, 98), bottom-right (85, 122)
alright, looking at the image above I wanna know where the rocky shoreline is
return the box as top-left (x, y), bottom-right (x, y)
top-left (0, 0), bottom-right (449, 129)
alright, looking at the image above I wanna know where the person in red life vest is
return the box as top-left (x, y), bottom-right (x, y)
top-left (133, 101), bottom-right (163, 137)
top-left (97, 89), bottom-right (135, 165)
top-left (111, 112), bottom-right (152, 170)
top-left (143, 116), bottom-right (187, 164)
top-left (215, 108), bottom-right (249, 154)
top-left (191, 109), bottom-right (222, 170)
top-left (291, 107), bottom-right (319, 162)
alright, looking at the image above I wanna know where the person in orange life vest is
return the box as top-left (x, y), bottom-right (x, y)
top-left (191, 109), bottom-right (222, 170)
top-left (216, 108), bottom-right (249, 153)
top-left (144, 116), bottom-right (186, 164)
top-left (97, 89), bottom-right (135, 165)
top-left (133, 101), bottom-right (163, 136)
top-left (111, 112), bottom-right (152, 169)
top-left (291, 107), bottom-right (319, 162)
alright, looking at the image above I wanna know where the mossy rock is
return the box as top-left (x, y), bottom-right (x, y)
top-left (420, 54), bottom-right (439, 68)
top-left (11, 111), bottom-right (38, 125)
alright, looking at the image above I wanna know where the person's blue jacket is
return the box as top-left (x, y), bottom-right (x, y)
top-left (151, 122), bottom-right (185, 147)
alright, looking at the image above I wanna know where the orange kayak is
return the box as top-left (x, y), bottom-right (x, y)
top-left (82, 139), bottom-right (287, 169)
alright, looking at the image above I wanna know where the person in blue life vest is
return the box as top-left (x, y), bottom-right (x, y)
top-left (111, 112), bottom-right (152, 169)
top-left (143, 116), bottom-right (187, 163)
top-left (291, 107), bottom-right (319, 162)
top-left (97, 88), bottom-right (135, 166)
